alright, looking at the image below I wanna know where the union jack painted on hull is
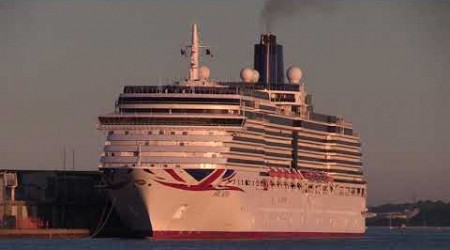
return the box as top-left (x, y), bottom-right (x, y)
top-left (145, 169), bottom-right (243, 192)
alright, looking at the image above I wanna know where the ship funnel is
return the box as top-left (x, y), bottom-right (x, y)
top-left (254, 34), bottom-right (284, 85)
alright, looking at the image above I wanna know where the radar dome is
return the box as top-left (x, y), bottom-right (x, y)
top-left (240, 68), bottom-right (254, 83)
top-left (252, 70), bottom-right (260, 83)
top-left (287, 66), bottom-right (302, 83)
top-left (199, 66), bottom-right (210, 80)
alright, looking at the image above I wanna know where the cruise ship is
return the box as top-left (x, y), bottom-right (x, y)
top-left (98, 24), bottom-right (367, 239)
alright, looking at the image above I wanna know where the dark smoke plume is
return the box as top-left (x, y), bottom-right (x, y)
top-left (260, 0), bottom-right (336, 32)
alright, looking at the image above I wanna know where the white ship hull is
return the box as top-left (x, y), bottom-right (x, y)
top-left (105, 167), bottom-right (366, 239)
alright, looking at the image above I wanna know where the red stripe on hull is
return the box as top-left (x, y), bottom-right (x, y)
top-left (198, 169), bottom-right (225, 187)
top-left (165, 169), bottom-right (186, 183)
top-left (152, 231), bottom-right (364, 240)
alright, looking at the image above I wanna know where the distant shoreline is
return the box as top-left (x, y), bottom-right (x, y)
top-left (367, 200), bottom-right (450, 227)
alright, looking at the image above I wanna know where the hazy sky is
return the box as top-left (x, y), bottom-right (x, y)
top-left (1, 0), bottom-right (449, 205)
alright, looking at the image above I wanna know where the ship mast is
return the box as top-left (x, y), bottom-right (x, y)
top-left (188, 24), bottom-right (199, 81)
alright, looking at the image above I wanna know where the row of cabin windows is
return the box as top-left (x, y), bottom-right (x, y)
top-left (270, 93), bottom-right (296, 102)
top-left (233, 179), bottom-right (365, 197)
top-left (108, 131), bottom-right (215, 136)
top-left (120, 108), bottom-right (240, 115)
top-left (106, 151), bottom-right (218, 157)
top-left (119, 164), bottom-right (182, 168)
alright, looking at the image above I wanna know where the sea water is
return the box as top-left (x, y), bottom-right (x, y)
top-left (1, 227), bottom-right (449, 250)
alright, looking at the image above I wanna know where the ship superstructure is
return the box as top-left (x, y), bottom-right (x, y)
top-left (98, 24), bottom-right (366, 239)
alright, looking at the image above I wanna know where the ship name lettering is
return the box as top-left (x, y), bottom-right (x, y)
top-left (213, 190), bottom-right (230, 198)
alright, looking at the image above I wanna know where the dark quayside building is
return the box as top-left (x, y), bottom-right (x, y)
top-left (0, 170), bottom-right (121, 237)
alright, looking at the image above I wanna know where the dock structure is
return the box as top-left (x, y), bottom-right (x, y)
top-left (0, 229), bottom-right (90, 238)
top-left (0, 170), bottom-right (110, 238)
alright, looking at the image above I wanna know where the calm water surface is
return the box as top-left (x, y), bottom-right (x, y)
top-left (1, 228), bottom-right (449, 250)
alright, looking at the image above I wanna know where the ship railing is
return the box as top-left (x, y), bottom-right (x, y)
top-left (124, 85), bottom-right (240, 95)
top-left (122, 85), bottom-right (270, 100)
